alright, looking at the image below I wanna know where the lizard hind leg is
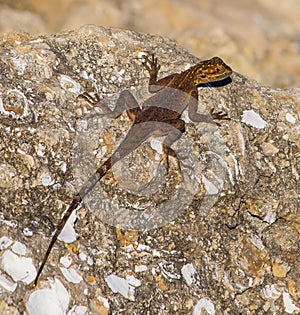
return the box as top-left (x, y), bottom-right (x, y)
top-left (78, 90), bottom-right (142, 120)
top-left (107, 89), bottom-right (142, 120)
top-left (159, 118), bottom-right (185, 175)
top-left (162, 144), bottom-right (181, 175)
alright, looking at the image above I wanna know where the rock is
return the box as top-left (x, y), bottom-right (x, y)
top-left (0, 25), bottom-right (299, 314)
top-left (1, 0), bottom-right (300, 88)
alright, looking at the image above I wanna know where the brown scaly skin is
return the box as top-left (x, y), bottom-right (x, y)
top-left (34, 54), bottom-right (232, 285)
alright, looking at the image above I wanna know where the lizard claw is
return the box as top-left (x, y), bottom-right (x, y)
top-left (77, 92), bottom-right (100, 105)
top-left (210, 108), bottom-right (230, 121)
top-left (77, 91), bottom-right (114, 117)
top-left (142, 53), bottom-right (161, 75)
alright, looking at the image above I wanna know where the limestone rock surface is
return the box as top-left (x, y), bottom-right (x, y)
top-left (0, 25), bottom-right (299, 314)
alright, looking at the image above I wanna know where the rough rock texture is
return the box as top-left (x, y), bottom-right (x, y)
top-left (1, 0), bottom-right (300, 89)
top-left (0, 25), bottom-right (299, 314)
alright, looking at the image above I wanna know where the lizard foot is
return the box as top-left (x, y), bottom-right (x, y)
top-left (77, 92), bottom-right (100, 105)
top-left (142, 53), bottom-right (161, 77)
top-left (77, 91), bottom-right (115, 118)
top-left (210, 108), bottom-right (230, 120)
top-left (210, 108), bottom-right (230, 126)
top-left (162, 144), bottom-right (182, 176)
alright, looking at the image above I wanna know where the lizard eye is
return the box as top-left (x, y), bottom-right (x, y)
top-left (215, 67), bottom-right (222, 72)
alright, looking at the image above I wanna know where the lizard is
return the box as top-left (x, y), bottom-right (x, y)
top-left (34, 54), bottom-right (232, 285)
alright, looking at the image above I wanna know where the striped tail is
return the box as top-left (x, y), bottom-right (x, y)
top-left (34, 157), bottom-right (113, 285)
top-left (34, 122), bottom-right (153, 285)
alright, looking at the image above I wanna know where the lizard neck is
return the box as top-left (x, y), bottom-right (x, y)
top-left (175, 67), bottom-right (197, 92)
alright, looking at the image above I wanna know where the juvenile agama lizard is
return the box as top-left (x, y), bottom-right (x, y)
top-left (34, 54), bottom-right (232, 285)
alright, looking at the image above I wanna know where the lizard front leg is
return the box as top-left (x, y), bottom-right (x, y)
top-left (143, 54), bottom-right (178, 93)
top-left (142, 54), bottom-right (160, 87)
top-left (78, 90), bottom-right (142, 121)
top-left (188, 89), bottom-right (229, 125)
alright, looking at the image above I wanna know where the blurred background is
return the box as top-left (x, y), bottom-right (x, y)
top-left (0, 0), bottom-right (299, 88)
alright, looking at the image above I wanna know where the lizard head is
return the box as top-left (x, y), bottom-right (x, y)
top-left (191, 57), bottom-right (232, 84)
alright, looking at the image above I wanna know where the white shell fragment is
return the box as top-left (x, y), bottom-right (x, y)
top-left (58, 210), bottom-right (78, 243)
top-left (87, 255), bottom-right (94, 265)
top-left (0, 250), bottom-right (36, 284)
top-left (0, 236), bottom-right (13, 250)
top-left (26, 279), bottom-right (70, 315)
top-left (60, 75), bottom-right (81, 94)
top-left (150, 138), bottom-right (163, 154)
top-left (23, 227), bottom-right (33, 237)
top-left (285, 113), bottom-right (296, 124)
top-left (105, 274), bottom-right (141, 301)
top-left (134, 265), bottom-right (147, 273)
top-left (11, 55), bottom-right (27, 75)
top-left (79, 252), bottom-right (87, 261)
top-left (282, 292), bottom-right (300, 314)
top-left (12, 241), bottom-right (27, 256)
top-left (60, 267), bottom-right (83, 284)
top-left (241, 110), bottom-right (267, 129)
top-left (60, 255), bottom-right (72, 268)
top-left (181, 263), bottom-right (196, 286)
top-left (0, 274), bottom-right (18, 292)
top-left (261, 284), bottom-right (281, 299)
top-left (0, 89), bottom-right (29, 119)
top-left (105, 274), bottom-right (129, 299)
top-left (67, 305), bottom-right (88, 315)
top-left (193, 298), bottom-right (215, 315)
top-left (40, 171), bottom-right (54, 186)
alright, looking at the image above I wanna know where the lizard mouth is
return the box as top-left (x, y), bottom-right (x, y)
top-left (196, 70), bottom-right (233, 85)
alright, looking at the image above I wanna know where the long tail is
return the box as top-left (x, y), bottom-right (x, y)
top-left (34, 158), bottom-right (112, 285)
top-left (34, 124), bottom-right (152, 285)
